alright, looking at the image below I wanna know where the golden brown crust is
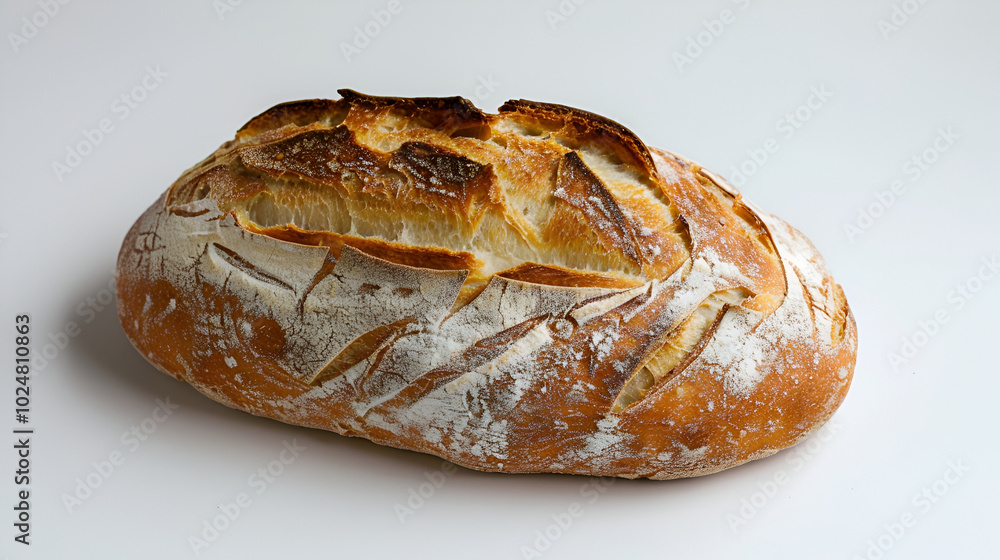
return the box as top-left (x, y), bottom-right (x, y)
top-left (495, 263), bottom-right (643, 289)
top-left (497, 99), bottom-right (657, 178)
top-left (237, 98), bottom-right (348, 139)
top-left (116, 92), bottom-right (856, 479)
top-left (239, 221), bottom-right (482, 273)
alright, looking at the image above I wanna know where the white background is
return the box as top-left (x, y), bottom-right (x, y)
top-left (1, 1), bottom-right (997, 558)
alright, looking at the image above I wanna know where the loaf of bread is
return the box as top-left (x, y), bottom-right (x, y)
top-left (116, 90), bottom-right (856, 479)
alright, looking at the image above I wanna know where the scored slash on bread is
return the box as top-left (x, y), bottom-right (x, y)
top-left (116, 90), bottom-right (856, 479)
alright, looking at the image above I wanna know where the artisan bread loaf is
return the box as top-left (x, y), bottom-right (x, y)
top-left (116, 90), bottom-right (856, 479)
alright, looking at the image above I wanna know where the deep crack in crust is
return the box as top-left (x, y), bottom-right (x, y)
top-left (117, 91), bottom-right (856, 479)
